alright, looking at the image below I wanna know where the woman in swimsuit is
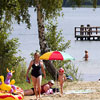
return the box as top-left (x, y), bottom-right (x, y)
top-left (26, 52), bottom-right (46, 100)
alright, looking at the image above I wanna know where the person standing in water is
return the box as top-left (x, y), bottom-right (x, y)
top-left (84, 50), bottom-right (89, 61)
top-left (26, 52), bottom-right (46, 100)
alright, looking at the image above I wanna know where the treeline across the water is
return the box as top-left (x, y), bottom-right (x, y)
top-left (27, 0), bottom-right (100, 7)
top-left (62, 0), bottom-right (100, 7)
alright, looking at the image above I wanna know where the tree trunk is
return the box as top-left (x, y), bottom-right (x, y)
top-left (36, 1), bottom-right (57, 80)
top-left (43, 60), bottom-right (57, 80)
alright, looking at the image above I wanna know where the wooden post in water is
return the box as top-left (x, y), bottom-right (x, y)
top-left (96, 27), bottom-right (97, 34)
top-left (75, 27), bottom-right (77, 40)
top-left (87, 24), bottom-right (90, 40)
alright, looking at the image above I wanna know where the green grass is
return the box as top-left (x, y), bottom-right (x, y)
top-left (15, 75), bottom-right (54, 90)
top-left (15, 81), bottom-right (33, 90)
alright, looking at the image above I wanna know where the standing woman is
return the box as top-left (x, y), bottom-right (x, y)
top-left (26, 52), bottom-right (46, 100)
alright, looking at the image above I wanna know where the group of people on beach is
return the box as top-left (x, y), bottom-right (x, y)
top-left (25, 52), bottom-right (67, 100)
top-left (25, 50), bottom-right (88, 99)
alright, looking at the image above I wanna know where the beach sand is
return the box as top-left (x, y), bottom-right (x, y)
top-left (23, 81), bottom-right (100, 100)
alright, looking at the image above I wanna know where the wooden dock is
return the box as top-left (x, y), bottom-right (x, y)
top-left (75, 26), bottom-right (100, 41)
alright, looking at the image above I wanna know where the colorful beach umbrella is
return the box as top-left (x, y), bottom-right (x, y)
top-left (39, 51), bottom-right (74, 61)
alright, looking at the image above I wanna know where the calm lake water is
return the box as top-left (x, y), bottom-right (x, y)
top-left (10, 8), bottom-right (100, 81)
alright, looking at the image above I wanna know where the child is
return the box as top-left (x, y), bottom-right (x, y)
top-left (58, 67), bottom-right (66, 94)
top-left (84, 50), bottom-right (88, 61)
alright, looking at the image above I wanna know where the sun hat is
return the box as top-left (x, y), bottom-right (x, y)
top-left (59, 67), bottom-right (64, 73)
top-left (49, 80), bottom-right (54, 84)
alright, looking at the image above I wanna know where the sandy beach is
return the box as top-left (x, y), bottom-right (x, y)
top-left (23, 81), bottom-right (100, 100)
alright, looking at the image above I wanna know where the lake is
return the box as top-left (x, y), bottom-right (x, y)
top-left (10, 8), bottom-right (100, 81)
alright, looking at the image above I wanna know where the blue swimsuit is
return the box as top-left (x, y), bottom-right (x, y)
top-left (31, 62), bottom-right (42, 78)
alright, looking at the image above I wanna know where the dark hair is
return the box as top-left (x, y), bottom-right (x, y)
top-left (34, 52), bottom-right (40, 56)
top-left (85, 50), bottom-right (88, 53)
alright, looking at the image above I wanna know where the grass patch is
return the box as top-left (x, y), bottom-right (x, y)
top-left (15, 81), bottom-right (33, 90)
top-left (15, 74), bottom-right (54, 90)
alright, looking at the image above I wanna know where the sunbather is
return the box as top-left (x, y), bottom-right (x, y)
top-left (24, 80), bottom-right (54, 96)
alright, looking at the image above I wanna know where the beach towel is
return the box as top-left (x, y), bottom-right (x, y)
top-left (64, 89), bottom-right (95, 94)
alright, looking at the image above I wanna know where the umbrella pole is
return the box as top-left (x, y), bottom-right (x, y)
top-left (55, 61), bottom-right (58, 92)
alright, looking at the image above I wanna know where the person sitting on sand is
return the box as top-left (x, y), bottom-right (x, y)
top-left (58, 67), bottom-right (66, 94)
top-left (84, 50), bottom-right (88, 61)
top-left (24, 80), bottom-right (55, 96)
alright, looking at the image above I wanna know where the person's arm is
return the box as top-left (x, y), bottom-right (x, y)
top-left (64, 74), bottom-right (67, 81)
top-left (26, 60), bottom-right (33, 77)
top-left (40, 60), bottom-right (46, 78)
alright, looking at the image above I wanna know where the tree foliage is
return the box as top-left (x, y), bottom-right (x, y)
top-left (27, 0), bottom-right (63, 19)
top-left (45, 20), bottom-right (70, 51)
top-left (0, 0), bottom-right (30, 28)
top-left (0, 0), bottom-right (31, 80)
top-left (0, 21), bottom-right (24, 78)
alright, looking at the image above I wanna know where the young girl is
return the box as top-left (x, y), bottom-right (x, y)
top-left (58, 67), bottom-right (66, 94)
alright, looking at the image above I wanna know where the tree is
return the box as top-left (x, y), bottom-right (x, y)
top-left (0, 21), bottom-right (24, 77)
top-left (37, 0), bottom-right (64, 79)
top-left (0, 0), bottom-right (31, 80)
top-left (45, 20), bottom-right (70, 52)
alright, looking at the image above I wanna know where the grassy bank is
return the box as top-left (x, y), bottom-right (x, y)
top-left (15, 76), bottom-right (53, 90)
